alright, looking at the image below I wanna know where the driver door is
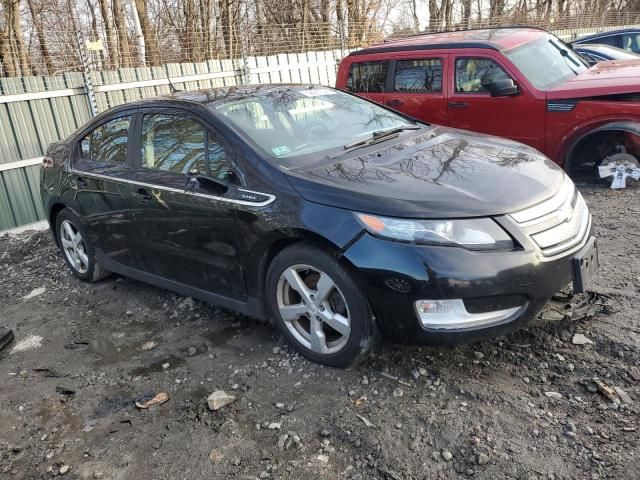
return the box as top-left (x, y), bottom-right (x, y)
top-left (130, 109), bottom-right (245, 300)
top-left (447, 55), bottom-right (546, 153)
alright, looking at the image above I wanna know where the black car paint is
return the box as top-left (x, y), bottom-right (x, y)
top-left (41, 85), bottom-right (583, 345)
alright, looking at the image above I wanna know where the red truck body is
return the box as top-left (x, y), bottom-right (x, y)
top-left (335, 28), bottom-right (640, 173)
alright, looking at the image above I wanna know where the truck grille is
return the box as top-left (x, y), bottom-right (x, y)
top-left (509, 176), bottom-right (591, 256)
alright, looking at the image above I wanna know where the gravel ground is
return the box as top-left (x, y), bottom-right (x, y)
top-left (0, 182), bottom-right (638, 480)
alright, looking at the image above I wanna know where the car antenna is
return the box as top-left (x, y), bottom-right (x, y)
top-left (164, 65), bottom-right (182, 93)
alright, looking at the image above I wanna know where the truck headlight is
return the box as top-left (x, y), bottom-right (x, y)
top-left (355, 213), bottom-right (513, 250)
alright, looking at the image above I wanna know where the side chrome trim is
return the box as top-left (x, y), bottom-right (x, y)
top-left (67, 168), bottom-right (276, 207)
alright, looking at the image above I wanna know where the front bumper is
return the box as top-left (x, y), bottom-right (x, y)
top-left (341, 230), bottom-right (595, 346)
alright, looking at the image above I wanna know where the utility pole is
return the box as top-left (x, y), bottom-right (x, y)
top-left (67, 0), bottom-right (98, 116)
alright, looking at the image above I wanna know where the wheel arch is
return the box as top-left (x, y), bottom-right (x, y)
top-left (249, 228), bottom-right (364, 320)
top-left (562, 120), bottom-right (640, 174)
top-left (48, 201), bottom-right (71, 247)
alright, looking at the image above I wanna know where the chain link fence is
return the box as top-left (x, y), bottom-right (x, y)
top-left (2, 10), bottom-right (640, 79)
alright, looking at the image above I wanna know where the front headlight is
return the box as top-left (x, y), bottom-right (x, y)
top-left (355, 213), bottom-right (513, 250)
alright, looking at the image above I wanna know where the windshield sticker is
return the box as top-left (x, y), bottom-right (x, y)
top-left (272, 145), bottom-right (291, 156)
top-left (301, 88), bottom-right (336, 97)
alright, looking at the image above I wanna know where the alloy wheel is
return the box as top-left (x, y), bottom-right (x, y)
top-left (60, 219), bottom-right (89, 274)
top-left (276, 264), bottom-right (351, 355)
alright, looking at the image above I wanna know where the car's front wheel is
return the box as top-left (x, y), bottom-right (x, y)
top-left (55, 209), bottom-right (110, 282)
top-left (266, 244), bottom-right (373, 367)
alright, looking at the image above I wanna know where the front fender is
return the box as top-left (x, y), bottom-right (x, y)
top-left (560, 119), bottom-right (640, 171)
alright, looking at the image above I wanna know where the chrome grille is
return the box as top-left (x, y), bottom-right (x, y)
top-left (509, 176), bottom-right (591, 256)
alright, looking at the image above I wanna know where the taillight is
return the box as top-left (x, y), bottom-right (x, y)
top-left (42, 156), bottom-right (54, 168)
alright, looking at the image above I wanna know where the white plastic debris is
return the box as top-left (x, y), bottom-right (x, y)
top-left (22, 287), bottom-right (46, 300)
top-left (572, 333), bottom-right (594, 345)
top-left (598, 152), bottom-right (640, 189)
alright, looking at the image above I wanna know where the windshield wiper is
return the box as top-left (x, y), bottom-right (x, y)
top-left (342, 126), bottom-right (422, 151)
top-left (548, 39), bottom-right (580, 74)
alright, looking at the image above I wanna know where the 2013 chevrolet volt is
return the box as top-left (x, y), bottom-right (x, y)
top-left (40, 84), bottom-right (598, 367)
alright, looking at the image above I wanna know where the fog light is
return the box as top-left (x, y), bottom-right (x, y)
top-left (415, 299), bottom-right (522, 330)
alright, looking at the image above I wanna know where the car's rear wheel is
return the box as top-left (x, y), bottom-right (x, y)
top-left (266, 244), bottom-right (373, 367)
top-left (55, 209), bottom-right (110, 282)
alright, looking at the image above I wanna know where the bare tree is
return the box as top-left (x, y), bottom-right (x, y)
top-left (26, 0), bottom-right (53, 73)
top-left (97, 0), bottom-right (119, 68)
top-left (112, 0), bottom-right (131, 67)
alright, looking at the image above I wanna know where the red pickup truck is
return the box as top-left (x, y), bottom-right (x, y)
top-left (336, 27), bottom-right (640, 178)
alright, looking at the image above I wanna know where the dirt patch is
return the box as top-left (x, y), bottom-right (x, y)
top-left (1, 182), bottom-right (638, 479)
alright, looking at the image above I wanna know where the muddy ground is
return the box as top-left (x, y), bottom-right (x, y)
top-left (0, 181), bottom-right (638, 480)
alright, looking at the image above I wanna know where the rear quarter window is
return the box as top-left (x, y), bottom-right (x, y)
top-left (346, 61), bottom-right (388, 93)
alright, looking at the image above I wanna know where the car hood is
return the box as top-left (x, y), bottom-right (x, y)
top-left (284, 126), bottom-right (564, 218)
top-left (548, 60), bottom-right (640, 99)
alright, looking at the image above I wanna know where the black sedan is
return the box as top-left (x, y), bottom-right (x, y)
top-left (572, 43), bottom-right (640, 65)
top-left (40, 84), bottom-right (598, 367)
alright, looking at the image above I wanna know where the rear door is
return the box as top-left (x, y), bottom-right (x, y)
top-left (68, 113), bottom-right (139, 267)
top-left (447, 54), bottom-right (546, 152)
top-left (383, 54), bottom-right (449, 125)
top-left (344, 59), bottom-right (389, 106)
top-left (129, 109), bottom-right (246, 300)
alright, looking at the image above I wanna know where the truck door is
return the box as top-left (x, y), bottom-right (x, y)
top-left (447, 54), bottom-right (546, 153)
top-left (382, 54), bottom-right (449, 125)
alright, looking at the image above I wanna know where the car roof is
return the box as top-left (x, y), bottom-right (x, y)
top-left (574, 28), bottom-right (640, 43)
top-left (100, 84), bottom-right (319, 113)
top-left (349, 27), bottom-right (549, 56)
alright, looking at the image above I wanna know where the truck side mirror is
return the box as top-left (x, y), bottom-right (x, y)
top-left (488, 79), bottom-right (520, 97)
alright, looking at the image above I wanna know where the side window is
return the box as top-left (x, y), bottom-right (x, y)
top-left (394, 58), bottom-right (442, 93)
top-left (347, 61), bottom-right (388, 93)
top-left (141, 114), bottom-right (207, 175)
top-left (622, 33), bottom-right (640, 53)
top-left (90, 116), bottom-right (131, 164)
top-left (141, 113), bottom-right (235, 182)
top-left (76, 116), bottom-right (130, 170)
top-left (455, 58), bottom-right (511, 93)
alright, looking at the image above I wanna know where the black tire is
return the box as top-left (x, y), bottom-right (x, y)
top-left (55, 208), bottom-right (110, 282)
top-left (265, 243), bottom-right (373, 367)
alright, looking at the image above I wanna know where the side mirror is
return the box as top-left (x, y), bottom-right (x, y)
top-left (487, 79), bottom-right (519, 97)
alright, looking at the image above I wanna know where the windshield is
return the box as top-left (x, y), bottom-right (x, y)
top-left (211, 87), bottom-right (415, 165)
top-left (506, 35), bottom-right (588, 90)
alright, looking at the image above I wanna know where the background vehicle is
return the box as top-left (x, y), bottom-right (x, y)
top-left (571, 28), bottom-right (640, 53)
top-left (572, 43), bottom-right (640, 65)
top-left (335, 27), bottom-right (640, 179)
top-left (41, 85), bottom-right (596, 367)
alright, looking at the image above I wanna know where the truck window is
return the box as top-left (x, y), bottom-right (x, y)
top-left (346, 61), bottom-right (388, 93)
top-left (394, 59), bottom-right (442, 93)
top-left (455, 58), bottom-right (511, 93)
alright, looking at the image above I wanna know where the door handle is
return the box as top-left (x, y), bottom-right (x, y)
top-left (136, 188), bottom-right (153, 202)
top-left (448, 102), bottom-right (469, 109)
top-left (385, 99), bottom-right (403, 107)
